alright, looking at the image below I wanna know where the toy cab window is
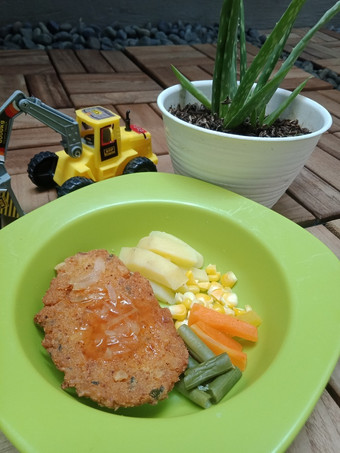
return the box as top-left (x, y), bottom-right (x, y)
top-left (81, 122), bottom-right (94, 147)
top-left (101, 126), bottom-right (114, 146)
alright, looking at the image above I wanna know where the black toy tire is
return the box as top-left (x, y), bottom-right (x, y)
top-left (27, 151), bottom-right (58, 188)
top-left (122, 157), bottom-right (157, 174)
top-left (57, 177), bottom-right (94, 197)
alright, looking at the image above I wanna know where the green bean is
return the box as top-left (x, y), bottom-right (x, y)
top-left (175, 379), bottom-right (212, 409)
top-left (184, 353), bottom-right (233, 390)
top-left (178, 324), bottom-right (215, 362)
top-left (207, 366), bottom-right (242, 404)
top-left (188, 354), bottom-right (200, 369)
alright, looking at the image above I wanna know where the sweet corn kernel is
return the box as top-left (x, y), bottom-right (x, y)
top-left (168, 304), bottom-right (187, 321)
top-left (220, 271), bottom-right (238, 288)
top-left (221, 291), bottom-right (238, 306)
top-left (245, 304), bottom-right (252, 312)
top-left (176, 284), bottom-right (189, 294)
top-left (186, 270), bottom-right (196, 285)
top-left (174, 319), bottom-right (188, 329)
top-left (224, 306), bottom-right (236, 315)
top-left (182, 297), bottom-right (194, 309)
top-left (205, 264), bottom-right (217, 274)
top-left (197, 281), bottom-right (211, 291)
top-left (233, 307), bottom-right (246, 316)
top-left (209, 288), bottom-right (224, 301)
top-left (183, 291), bottom-right (196, 301)
top-left (212, 302), bottom-right (225, 313)
top-left (186, 284), bottom-right (200, 294)
top-left (208, 272), bottom-right (221, 282)
top-left (195, 293), bottom-right (213, 304)
top-left (207, 282), bottom-right (223, 294)
top-left (174, 292), bottom-right (184, 303)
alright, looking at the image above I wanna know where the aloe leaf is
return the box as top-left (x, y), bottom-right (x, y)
top-left (212, 0), bottom-right (234, 114)
top-left (225, 0), bottom-right (307, 122)
top-left (226, 0), bottom-right (340, 128)
top-left (219, 0), bottom-right (241, 112)
top-left (171, 65), bottom-right (212, 110)
top-left (263, 77), bottom-right (312, 126)
top-left (239, 0), bottom-right (247, 82)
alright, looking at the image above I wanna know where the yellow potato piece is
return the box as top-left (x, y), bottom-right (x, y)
top-left (119, 247), bottom-right (188, 291)
top-left (137, 231), bottom-right (204, 268)
top-left (148, 280), bottom-right (175, 305)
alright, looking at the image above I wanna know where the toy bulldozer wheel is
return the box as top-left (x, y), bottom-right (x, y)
top-left (57, 176), bottom-right (94, 197)
top-left (123, 157), bottom-right (157, 174)
top-left (27, 151), bottom-right (58, 188)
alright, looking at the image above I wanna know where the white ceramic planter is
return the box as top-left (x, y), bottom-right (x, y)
top-left (157, 80), bottom-right (332, 208)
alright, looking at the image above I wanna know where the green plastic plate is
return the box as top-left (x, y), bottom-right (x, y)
top-left (0, 173), bottom-right (339, 453)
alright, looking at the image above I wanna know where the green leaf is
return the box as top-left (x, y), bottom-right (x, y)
top-left (263, 77), bottom-right (312, 126)
top-left (212, 0), bottom-right (234, 114)
top-left (238, 0), bottom-right (247, 82)
top-left (171, 65), bottom-right (212, 110)
top-left (225, 0), bottom-right (307, 122)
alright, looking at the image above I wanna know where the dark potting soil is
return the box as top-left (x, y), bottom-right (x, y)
top-left (169, 104), bottom-right (311, 138)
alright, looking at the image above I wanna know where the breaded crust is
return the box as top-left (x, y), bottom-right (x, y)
top-left (34, 249), bottom-right (188, 409)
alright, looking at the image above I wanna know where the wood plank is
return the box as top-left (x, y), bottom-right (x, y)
top-left (47, 49), bottom-right (86, 74)
top-left (287, 390), bottom-right (340, 453)
top-left (305, 91), bottom-right (340, 118)
top-left (272, 193), bottom-right (315, 226)
top-left (0, 74), bottom-right (28, 105)
top-left (287, 167), bottom-right (340, 220)
top-left (10, 173), bottom-right (57, 214)
top-left (115, 103), bottom-right (169, 156)
top-left (101, 50), bottom-right (142, 72)
top-left (305, 147), bottom-right (340, 191)
top-left (328, 360), bottom-right (340, 406)
top-left (70, 90), bottom-right (162, 108)
top-left (0, 50), bottom-right (55, 74)
top-left (5, 145), bottom-right (61, 175)
top-left (306, 224), bottom-right (340, 259)
top-left (25, 73), bottom-right (73, 108)
top-left (156, 154), bottom-right (174, 173)
top-left (125, 45), bottom-right (211, 68)
top-left (191, 43), bottom-right (216, 59)
top-left (7, 126), bottom-right (62, 151)
top-left (329, 115), bottom-right (340, 134)
top-left (317, 133), bottom-right (340, 160)
top-left (75, 49), bottom-right (115, 73)
top-left (61, 73), bottom-right (161, 94)
top-left (326, 218), bottom-right (340, 239)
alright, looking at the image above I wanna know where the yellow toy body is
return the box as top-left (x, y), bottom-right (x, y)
top-left (53, 106), bottom-right (157, 186)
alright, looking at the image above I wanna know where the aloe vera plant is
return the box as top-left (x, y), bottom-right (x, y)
top-left (172, 0), bottom-right (340, 129)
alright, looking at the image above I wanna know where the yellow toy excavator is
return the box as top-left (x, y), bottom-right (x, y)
top-left (0, 90), bottom-right (157, 218)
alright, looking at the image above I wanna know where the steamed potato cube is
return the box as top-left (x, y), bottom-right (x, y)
top-left (119, 247), bottom-right (187, 290)
top-left (149, 280), bottom-right (176, 305)
top-left (137, 231), bottom-right (203, 268)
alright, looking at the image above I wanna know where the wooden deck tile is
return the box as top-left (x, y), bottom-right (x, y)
top-left (115, 103), bottom-right (169, 156)
top-left (317, 133), bottom-right (340, 160)
top-left (47, 49), bottom-right (86, 74)
top-left (101, 50), bottom-right (142, 72)
top-left (75, 49), bottom-right (115, 73)
top-left (61, 72), bottom-right (161, 94)
top-left (305, 91), bottom-right (340, 118)
top-left (25, 73), bottom-right (73, 108)
top-left (7, 126), bottom-right (62, 151)
top-left (0, 74), bottom-right (28, 105)
top-left (70, 90), bottom-right (162, 108)
top-left (5, 144), bottom-right (61, 175)
top-left (307, 224), bottom-right (340, 259)
top-left (0, 50), bottom-right (55, 74)
top-left (272, 193), bottom-right (315, 226)
top-left (305, 147), bottom-right (340, 191)
top-left (125, 45), bottom-right (212, 68)
top-left (326, 218), bottom-right (340, 239)
top-left (288, 167), bottom-right (340, 220)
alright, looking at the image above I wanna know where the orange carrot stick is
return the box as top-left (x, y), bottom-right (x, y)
top-left (194, 320), bottom-right (243, 351)
top-left (188, 303), bottom-right (258, 342)
top-left (190, 323), bottom-right (247, 371)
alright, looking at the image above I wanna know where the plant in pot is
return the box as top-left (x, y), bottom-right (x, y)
top-left (157, 0), bottom-right (340, 208)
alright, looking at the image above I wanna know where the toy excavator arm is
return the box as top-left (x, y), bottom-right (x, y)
top-left (0, 90), bottom-right (82, 160)
top-left (0, 90), bottom-right (82, 219)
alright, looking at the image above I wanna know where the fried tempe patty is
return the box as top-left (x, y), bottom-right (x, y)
top-left (34, 249), bottom-right (188, 409)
